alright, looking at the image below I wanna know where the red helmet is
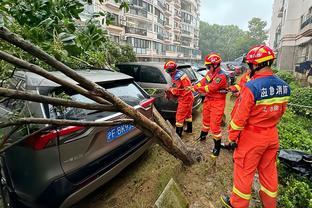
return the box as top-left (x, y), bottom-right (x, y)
top-left (246, 45), bottom-right (275, 65)
top-left (164, 60), bottom-right (177, 73)
top-left (204, 53), bottom-right (222, 65)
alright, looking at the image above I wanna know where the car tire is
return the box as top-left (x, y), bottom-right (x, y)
top-left (0, 180), bottom-right (20, 208)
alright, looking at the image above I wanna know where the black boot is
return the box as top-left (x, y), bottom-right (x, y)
top-left (195, 131), bottom-right (208, 142)
top-left (184, 122), bottom-right (192, 133)
top-left (220, 195), bottom-right (232, 208)
top-left (211, 139), bottom-right (221, 157)
top-left (176, 127), bottom-right (183, 137)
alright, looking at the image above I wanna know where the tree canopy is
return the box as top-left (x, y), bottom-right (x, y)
top-left (199, 17), bottom-right (268, 62)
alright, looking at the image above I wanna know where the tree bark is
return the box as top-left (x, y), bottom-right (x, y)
top-left (0, 118), bottom-right (134, 129)
top-left (0, 51), bottom-right (112, 106)
top-left (153, 108), bottom-right (202, 162)
top-left (0, 27), bottom-right (200, 165)
top-left (0, 87), bottom-right (116, 111)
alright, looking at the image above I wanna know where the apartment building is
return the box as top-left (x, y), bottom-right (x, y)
top-left (82, 0), bottom-right (201, 63)
top-left (269, 0), bottom-right (312, 71)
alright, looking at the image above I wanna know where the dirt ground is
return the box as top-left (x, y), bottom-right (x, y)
top-left (74, 95), bottom-right (261, 208)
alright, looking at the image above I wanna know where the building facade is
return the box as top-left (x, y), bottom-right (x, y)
top-left (82, 0), bottom-right (201, 63)
top-left (269, 0), bottom-right (312, 71)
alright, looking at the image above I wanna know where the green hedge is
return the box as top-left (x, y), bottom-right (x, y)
top-left (278, 110), bottom-right (312, 153)
top-left (278, 174), bottom-right (312, 208)
top-left (289, 87), bottom-right (312, 118)
top-left (275, 70), bottom-right (300, 90)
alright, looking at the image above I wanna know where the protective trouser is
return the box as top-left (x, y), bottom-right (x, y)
top-left (230, 127), bottom-right (279, 208)
top-left (175, 98), bottom-right (194, 128)
top-left (201, 98), bottom-right (225, 139)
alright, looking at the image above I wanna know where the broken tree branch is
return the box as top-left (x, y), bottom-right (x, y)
top-left (0, 118), bottom-right (134, 129)
top-left (0, 51), bottom-right (112, 106)
top-left (0, 126), bottom-right (20, 149)
top-left (0, 87), bottom-right (116, 111)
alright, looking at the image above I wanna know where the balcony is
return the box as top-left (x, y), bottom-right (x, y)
top-left (157, 33), bottom-right (164, 40)
top-left (174, 13), bottom-right (181, 20)
top-left (174, 26), bottom-right (180, 33)
top-left (106, 22), bottom-right (124, 32)
top-left (165, 23), bottom-right (171, 29)
top-left (157, 18), bottom-right (165, 26)
top-left (125, 27), bottom-right (147, 36)
top-left (174, 0), bottom-right (181, 8)
top-left (104, 0), bottom-right (119, 11)
top-left (300, 16), bottom-right (312, 37)
top-left (165, 8), bottom-right (172, 16)
top-left (157, 0), bottom-right (166, 10)
top-left (129, 7), bottom-right (148, 18)
top-left (181, 30), bottom-right (191, 37)
top-left (181, 41), bottom-right (191, 47)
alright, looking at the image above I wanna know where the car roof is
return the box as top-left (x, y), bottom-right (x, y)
top-left (116, 62), bottom-right (191, 69)
top-left (14, 70), bottom-right (133, 88)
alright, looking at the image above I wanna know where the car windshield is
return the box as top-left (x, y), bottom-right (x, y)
top-left (178, 67), bottom-right (197, 82)
top-left (47, 81), bottom-right (146, 121)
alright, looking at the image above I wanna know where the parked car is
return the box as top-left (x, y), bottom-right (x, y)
top-left (193, 65), bottom-right (236, 86)
top-left (0, 70), bottom-right (155, 208)
top-left (116, 62), bottom-right (202, 119)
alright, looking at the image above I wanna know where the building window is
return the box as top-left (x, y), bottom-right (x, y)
top-left (111, 35), bottom-right (120, 43)
top-left (107, 13), bottom-right (119, 26)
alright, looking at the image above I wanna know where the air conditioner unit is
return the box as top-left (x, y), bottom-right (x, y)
top-left (121, 35), bottom-right (127, 41)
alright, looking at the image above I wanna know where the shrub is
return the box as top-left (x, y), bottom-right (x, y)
top-left (278, 110), bottom-right (312, 153)
top-left (278, 175), bottom-right (312, 208)
top-left (276, 71), bottom-right (295, 84)
top-left (289, 87), bottom-right (312, 118)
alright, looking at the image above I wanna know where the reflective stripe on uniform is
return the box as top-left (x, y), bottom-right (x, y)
top-left (197, 82), bottom-right (202, 87)
top-left (230, 120), bottom-right (243, 130)
top-left (205, 85), bottom-right (209, 92)
top-left (202, 124), bottom-right (210, 130)
top-left (255, 55), bottom-right (274, 64)
top-left (206, 76), bottom-right (211, 82)
top-left (256, 96), bottom-right (290, 105)
top-left (185, 117), bottom-right (192, 122)
top-left (212, 133), bottom-right (222, 139)
top-left (260, 185), bottom-right (278, 198)
top-left (233, 186), bottom-right (251, 200)
top-left (234, 84), bottom-right (241, 91)
top-left (176, 122), bottom-right (183, 127)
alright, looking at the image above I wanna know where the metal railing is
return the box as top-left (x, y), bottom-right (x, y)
top-left (129, 7), bottom-right (148, 18)
top-left (125, 27), bottom-right (147, 36)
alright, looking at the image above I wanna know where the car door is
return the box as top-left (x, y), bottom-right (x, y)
top-left (137, 66), bottom-right (176, 113)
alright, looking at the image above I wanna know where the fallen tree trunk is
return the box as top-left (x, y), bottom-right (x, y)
top-left (0, 51), bottom-right (112, 106)
top-left (0, 87), bottom-right (116, 111)
top-left (0, 27), bottom-right (201, 165)
top-left (0, 118), bottom-right (134, 129)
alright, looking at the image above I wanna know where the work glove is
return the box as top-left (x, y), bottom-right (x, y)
top-left (227, 86), bottom-right (239, 93)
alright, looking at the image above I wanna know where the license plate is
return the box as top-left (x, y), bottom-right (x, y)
top-left (106, 124), bottom-right (135, 142)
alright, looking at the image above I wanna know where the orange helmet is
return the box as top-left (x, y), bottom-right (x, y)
top-left (164, 60), bottom-right (177, 73)
top-left (246, 45), bottom-right (275, 65)
top-left (204, 53), bottom-right (222, 65)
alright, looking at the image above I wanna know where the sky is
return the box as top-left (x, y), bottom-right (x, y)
top-left (200, 0), bottom-right (274, 31)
